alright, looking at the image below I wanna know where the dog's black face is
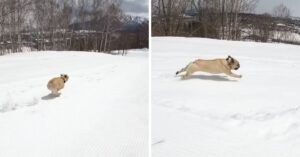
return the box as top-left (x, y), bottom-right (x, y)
top-left (234, 63), bottom-right (240, 70)
top-left (226, 56), bottom-right (240, 70)
top-left (60, 74), bottom-right (69, 82)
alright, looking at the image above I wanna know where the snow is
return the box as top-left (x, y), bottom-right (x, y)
top-left (0, 50), bottom-right (148, 157)
top-left (152, 37), bottom-right (300, 157)
top-left (241, 28), bottom-right (300, 43)
top-left (272, 31), bottom-right (300, 42)
top-left (276, 23), bottom-right (286, 26)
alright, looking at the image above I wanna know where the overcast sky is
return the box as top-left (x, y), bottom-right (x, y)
top-left (121, 0), bottom-right (149, 18)
top-left (256, 0), bottom-right (300, 17)
top-left (120, 0), bottom-right (299, 18)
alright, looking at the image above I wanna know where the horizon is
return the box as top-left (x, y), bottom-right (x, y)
top-left (256, 0), bottom-right (300, 17)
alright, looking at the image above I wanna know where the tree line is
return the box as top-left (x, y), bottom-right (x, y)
top-left (0, 0), bottom-right (148, 55)
top-left (152, 0), bottom-right (299, 44)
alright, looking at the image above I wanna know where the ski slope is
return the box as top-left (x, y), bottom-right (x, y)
top-left (152, 37), bottom-right (300, 157)
top-left (0, 50), bottom-right (148, 157)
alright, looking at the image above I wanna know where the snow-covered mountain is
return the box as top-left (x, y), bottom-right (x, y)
top-left (0, 50), bottom-right (148, 157)
top-left (152, 37), bottom-right (300, 157)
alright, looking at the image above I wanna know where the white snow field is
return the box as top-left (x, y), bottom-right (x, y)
top-left (0, 50), bottom-right (148, 157)
top-left (152, 37), bottom-right (300, 157)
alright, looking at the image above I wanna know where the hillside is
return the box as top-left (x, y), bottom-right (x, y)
top-left (152, 37), bottom-right (300, 157)
top-left (0, 50), bottom-right (148, 157)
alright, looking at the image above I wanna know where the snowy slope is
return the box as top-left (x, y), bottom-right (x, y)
top-left (152, 37), bottom-right (300, 157)
top-left (0, 50), bottom-right (148, 157)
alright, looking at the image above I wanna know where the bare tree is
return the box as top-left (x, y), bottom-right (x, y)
top-left (0, 0), bottom-right (148, 55)
top-left (273, 4), bottom-right (290, 18)
top-left (152, 0), bottom-right (191, 36)
top-left (151, 0), bottom-right (258, 39)
top-left (272, 4), bottom-right (292, 42)
top-left (101, 0), bottom-right (122, 52)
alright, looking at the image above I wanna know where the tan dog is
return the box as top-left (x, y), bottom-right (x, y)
top-left (176, 56), bottom-right (242, 79)
top-left (47, 74), bottom-right (69, 95)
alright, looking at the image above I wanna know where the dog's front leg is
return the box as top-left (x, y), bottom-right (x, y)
top-left (225, 71), bottom-right (242, 78)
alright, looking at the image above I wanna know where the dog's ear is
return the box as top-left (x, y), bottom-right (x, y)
top-left (226, 55), bottom-right (231, 61)
top-left (231, 58), bottom-right (235, 63)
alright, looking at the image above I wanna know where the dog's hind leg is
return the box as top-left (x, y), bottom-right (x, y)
top-left (176, 62), bottom-right (192, 76)
top-left (51, 89), bottom-right (59, 96)
top-left (181, 63), bottom-right (197, 79)
top-left (182, 70), bottom-right (194, 79)
top-left (176, 67), bottom-right (185, 76)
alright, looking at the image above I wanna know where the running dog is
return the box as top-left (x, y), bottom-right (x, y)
top-left (47, 74), bottom-right (69, 95)
top-left (176, 56), bottom-right (242, 79)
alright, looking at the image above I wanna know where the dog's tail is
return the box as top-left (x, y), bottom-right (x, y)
top-left (175, 63), bottom-right (191, 76)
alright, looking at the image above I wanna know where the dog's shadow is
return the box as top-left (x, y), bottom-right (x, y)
top-left (41, 93), bottom-right (61, 100)
top-left (187, 75), bottom-right (238, 82)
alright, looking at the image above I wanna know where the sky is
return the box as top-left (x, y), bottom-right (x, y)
top-left (256, 0), bottom-right (300, 17)
top-left (120, 0), bottom-right (300, 18)
top-left (121, 0), bottom-right (149, 18)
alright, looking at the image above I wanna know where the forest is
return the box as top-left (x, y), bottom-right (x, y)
top-left (152, 0), bottom-right (300, 44)
top-left (0, 0), bottom-right (149, 55)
